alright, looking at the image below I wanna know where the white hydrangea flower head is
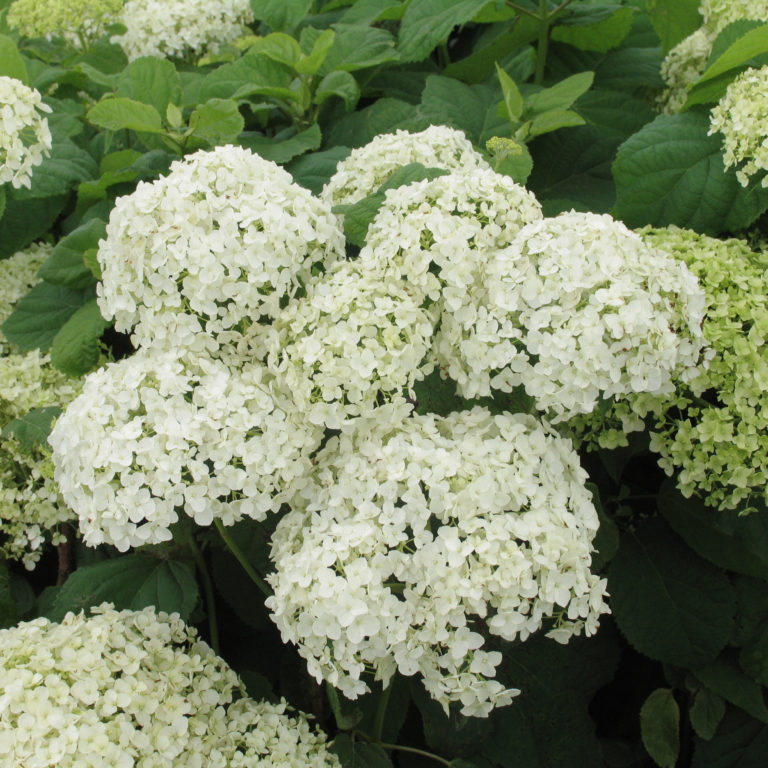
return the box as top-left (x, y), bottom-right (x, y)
top-left (710, 66), bottom-right (768, 188)
top-left (48, 349), bottom-right (323, 551)
top-left (264, 259), bottom-right (437, 429)
top-left (114, 0), bottom-right (254, 61)
top-left (699, 0), bottom-right (768, 32)
top-left (267, 406), bottom-right (609, 717)
top-left (7, 0), bottom-right (122, 47)
top-left (658, 28), bottom-right (715, 114)
top-left (0, 605), bottom-right (341, 767)
top-left (466, 212), bottom-right (708, 419)
top-left (321, 125), bottom-right (491, 207)
top-left (0, 76), bottom-right (52, 190)
top-left (96, 144), bottom-right (344, 356)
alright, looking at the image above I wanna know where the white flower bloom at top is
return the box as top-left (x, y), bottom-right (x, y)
top-left (0, 605), bottom-right (340, 767)
top-left (321, 125), bottom-right (491, 207)
top-left (96, 145), bottom-right (344, 356)
top-left (48, 349), bottom-right (323, 551)
top-left (710, 66), bottom-right (768, 188)
top-left (468, 212), bottom-right (708, 419)
top-left (699, 0), bottom-right (768, 32)
top-left (267, 406), bottom-right (609, 717)
top-left (658, 28), bottom-right (715, 114)
top-left (0, 76), bottom-right (52, 190)
top-left (114, 0), bottom-right (254, 61)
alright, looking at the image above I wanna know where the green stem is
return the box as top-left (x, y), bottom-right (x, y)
top-left (504, 1), bottom-right (541, 20)
top-left (438, 40), bottom-right (451, 68)
top-left (534, 0), bottom-right (550, 85)
top-left (188, 533), bottom-right (220, 653)
top-left (214, 519), bottom-right (273, 598)
top-left (548, 0), bottom-right (575, 17)
top-left (372, 680), bottom-right (394, 742)
top-left (378, 742), bottom-right (452, 766)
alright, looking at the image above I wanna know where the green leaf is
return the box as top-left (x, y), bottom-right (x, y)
top-left (551, 5), bottom-right (634, 54)
top-left (326, 97), bottom-right (428, 148)
top-left (330, 734), bottom-right (393, 768)
top-left (608, 518), bottom-right (735, 668)
top-left (0, 186), bottom-right (5, 221)
top-left (690, 689), bottom-right (726, 741)
top-left (116, 56), bottom-right (181, 117)
top-left (398, 0), bottom-right (489, 62)
top-left (335, 163), bottom-right (449, 246)
top-left (496, 62), bottom-right (523, 120)
top-left (658, 482), bottom-right (768, 580)
top-left (740, 624), bottom-right (768, 687)
top-left (189, 98), bottom-right (244, 146)
top-left (640, 688), bottom-right (680, 768)
top-left (249, 32), bottom-right (302, 67)
top-left (576, 88), bottom-right (655, 140)
top-left (287, 145), bottom-right (351, 194)
top-left (295, 28), bottom-right (335, 74)
top-left (695, 654), bottom-right (768, 725)
top-left (495, 142), bottom-right (534, 185)
top-left (646, 0), bottom-right (702, 53)
top-left (239, 123), bottom-right (322, 163)
top-left (13, 137), bottom-right (98, 201)
top-left (420, 75), bottom-right (498, 144)
top-left (612, 112), bottom-right (768, 235)
top-left (321, 24), bottom-right (398, 73)
top-left (2, 406), bottom-right (61, 451)
top-left (588, 482), bottom-right (619, 570)
top-left (526, 71), bottom-right (595, 114)
top-left (314, 70), bottom-right (360, 110)
top-left (38, 219), bottom-right (105, 290)
top-left (528, 108), bottom-right (585, 138)
top-left (49, 554), bottom-right (199, 622)
top-left (2, 282), bottom-right (94, 352)
top-left (199, 51), bottom-right (296, 102)
top-left (691, 707), bottom-right (768, 768)
top-left (0, 561), bottom-right (18, 629)
top-left (49, 299), bottom-right (108, 376)
top-left (0, 33), bottom-right (27, 82)
top-left (341, 0), bottom-right (407, 25)
top-left (249, 0), bottom-right (313, 32)
top-left (0, 193), bottom-right (67, 259)
top-left (87, 97), bottom-right (165, 134)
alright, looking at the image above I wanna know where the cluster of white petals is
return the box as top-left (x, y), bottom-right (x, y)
top-left (0, 242), bottom-right (51, 347)
top-left (710, 66), bottom-right (768, 188)
top-left (658, 28), bottom-right (714, 114)
top-left (0, 76), bottom-right (52, 190)
top-left (0, 605), bottom-right (340, 767)
top-left (49, 350), bottom-right (323, 551)
top-left (96, 144), bottom-right (344, 356)
top-left (699, 0), bottom-right (768, 32)
top-left (267, 407), bottom-right (609, 717)
top-left (263, 260), bottom-right (437, 428)
top-left (114, 0), bottom-right (254, 61)
top-left (321, 125), bottom-right (491, 207)
top-left (449, 212), bottom-right (707, 418)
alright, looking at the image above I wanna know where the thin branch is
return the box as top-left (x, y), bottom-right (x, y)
top-left (504, 1), bottom-right (542, 20)
top-left (188, 533), bottom-right (220, 653)
top-left (214, 519), bottom-right (273, 598)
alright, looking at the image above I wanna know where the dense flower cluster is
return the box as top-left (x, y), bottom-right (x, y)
top-left (0, 76), bottom-right (52, 190)
top-left (0, 605), bottom-right (340, 767)
top-left (7, 0), bottom-right (121, 46)
top-left (114, 0), bottom-right (254, 61)
top-left (449, 212), bottom-right (707, 418)
top-left (710, 66), bottom-right (768, 187)
top-left (96, 144), bottom-right (344, 356)
top-left (658, 28), bottom-right (714, 114)
top-left (48, 350), bottom-right (323, 551)
top-left (267, 407), bottom-right (609, 717)
top-left (321, 125), bottom-right (491, 207)
top-left (699, 0), bottom-right (768, 32)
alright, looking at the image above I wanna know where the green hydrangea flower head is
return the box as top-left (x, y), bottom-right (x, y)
top-left (7, 0), bottom-right (122, 46)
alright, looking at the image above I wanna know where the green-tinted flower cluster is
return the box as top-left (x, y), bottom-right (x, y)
top-left (7, 0), bottom-right (122, 47)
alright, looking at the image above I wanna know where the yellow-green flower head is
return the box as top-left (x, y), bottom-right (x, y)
top-left (658, 28), bottom-right (715, 115)
top-left (699, 0), bottom-right (768, 33)
top-left (710, 65), bottom-right (768, 188)
top-left (7, 0), bottom-right (122, 46)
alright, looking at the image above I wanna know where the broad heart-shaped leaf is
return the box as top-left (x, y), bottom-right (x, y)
top-left (691, 706), bottom-right (768, 768)
top-left (640, 688), bottom-right (680, 768)
top-left (335, 163), bottom-right (449, 247)
top-left (48, 554), bottom-right (199, 622)
top-left (314, 70), bottom-right (360, 110)
top-left (325, 97), bottom-right (429, 148)
top-left (608, 518), bottom-right (735, 668)
top-left (551, 5), bottom-right (634, 53)
top-left (0, 193), bottom-right (67, 259)
top-left (0, 33), bottom-right (27, 82)
top-left (50, 298), bottom-right (108, 376)
top-left (330, 734), bottom-right (393, 768)
top-left (13, 136), bottom-right (98, 201)
top-left (576, 88), bottom-right (655, 140)
top-left (695, 653), bottom-right (768, 725)
top-left (116, 56), bottom-right (181, 117)
top-left (646, 0), bottom-right (701, 53)
top-left (199, 51), bottom-right (295, 102)
top-left (239, 123), bottom-right (321, 163)
top-left (2, 406), bottom-right (61, 451)
top-left (2, 282), bottom-right (95, 352)
top-left (612, 111), bottom-right (768, 235)
top-left (287, 145), bottom-right (351, 194)
top-left (690, 689), bottom-right (726, 741)
top-left (398, 0), bottom-right (489, 62)
top-left (38, 219), bottom-right (105, 290)
top-left (248, 32), bottom-right (302, 68)
top-left (188, 98), bottom-right (244, 146)
top-left (250, 0), bottom-right (313, 32)
top-left (658, 481), bottom-right (768, 580)
top-left (319, 24), bottom-right (398, 74)
top-left (87, 97), bottom-right (165, 134)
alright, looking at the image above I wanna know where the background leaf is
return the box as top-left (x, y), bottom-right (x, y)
top-left (38, 219), bottom-right (105, 290)
top-left (116, 56), bottom-right (181, 116)
top-left (49, 298), bottom-right (108, 376)
top-left (640, 688), bottom-right (680, 768)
